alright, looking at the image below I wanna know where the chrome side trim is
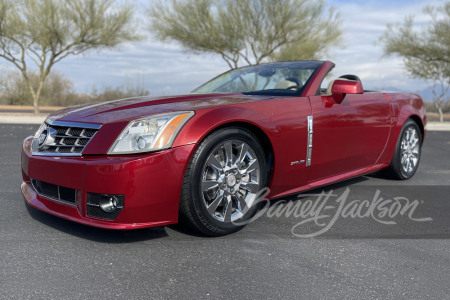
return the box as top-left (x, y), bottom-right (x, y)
top-left (306, 116), bottom-right (313, 166)
top-left (47, 119), bottom-right (102, 130)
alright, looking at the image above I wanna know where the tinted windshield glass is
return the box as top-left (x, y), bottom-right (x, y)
top-left (192, 61), bottom-right (322, 96)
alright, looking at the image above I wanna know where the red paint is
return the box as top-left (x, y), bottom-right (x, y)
top-left (308, 92), bottom-right (391, 182)
top-left (21, 61), bottom-right (427, 229)
top-left (332, 79), bottom-right (364, 95)
top-left (22, 137), bottom-right (196, 229)
top-left (331, 80), bottom-right (364, 103)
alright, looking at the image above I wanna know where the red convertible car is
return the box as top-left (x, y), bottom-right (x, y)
top-left (21, 61), bottom-right (426, 236)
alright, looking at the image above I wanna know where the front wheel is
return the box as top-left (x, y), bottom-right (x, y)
top-left (179, 127), bottom-right (267, 236)
top-left (384, 119), bottom-right (422, 180)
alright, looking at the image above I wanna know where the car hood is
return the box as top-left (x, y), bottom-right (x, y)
top-left (47, 93), bottom-right (277, 125)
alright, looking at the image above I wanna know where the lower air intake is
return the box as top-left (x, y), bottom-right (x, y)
top-left (31, 179), bottom-right (77, 205)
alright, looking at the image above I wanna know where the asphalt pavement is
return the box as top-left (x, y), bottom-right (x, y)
top-left (0, 124), bottom-right (449, 300)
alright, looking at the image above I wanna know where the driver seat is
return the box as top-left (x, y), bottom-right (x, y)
top-left (275, 80), bottom-right (297, 89)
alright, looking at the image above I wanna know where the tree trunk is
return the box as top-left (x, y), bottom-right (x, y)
top-left (23, 74), bottom-right (42, 115)
top-left (438, 107), bottom-right (443, 123)
top-left (32, 79), bottom-right (46, 115)
top-left (33, 99), bottom-right (40, 115)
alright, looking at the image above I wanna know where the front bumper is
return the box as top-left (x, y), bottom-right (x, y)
top-left (21, 136), bottom-right (195, 229)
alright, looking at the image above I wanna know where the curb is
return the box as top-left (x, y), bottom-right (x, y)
top-left (0, 114), bottom-right (47, 124)
top-left (425, 122), bottom-right (450, 131)
top-left (1, 114), bottom-right (450, 131)
top-left (0, 105), bottom-right (63, 111)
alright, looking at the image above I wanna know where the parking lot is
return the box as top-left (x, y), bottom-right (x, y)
top-left (1, 124), bottom-right (449, 299)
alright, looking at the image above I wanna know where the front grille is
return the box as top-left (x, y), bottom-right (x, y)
top-left (87, 193), bottom-right (124, 220)
top-left (40, 124), bottom-right (97, 154)
top-left (32, 121), bottom-right (101, 156)
top-left (31, 179), bottom-right (77, 205)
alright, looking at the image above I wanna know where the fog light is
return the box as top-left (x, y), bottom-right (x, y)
top-left (86, 193), bottom-right (124, 220)
top-left (99, 195), bottom-right (118, 212)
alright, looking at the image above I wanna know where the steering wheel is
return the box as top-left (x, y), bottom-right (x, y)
top-left (287, 85), bottom-right (302, 90)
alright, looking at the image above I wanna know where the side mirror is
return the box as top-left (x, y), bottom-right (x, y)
top-left (331, 79), bottom-right (364, 104)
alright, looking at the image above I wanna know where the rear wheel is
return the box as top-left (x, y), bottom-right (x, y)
top-left (179, 127), bottom-right (267, 236)
top-left (385, 119), bottom-right (422, 180)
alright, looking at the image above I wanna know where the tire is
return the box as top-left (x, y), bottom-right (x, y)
top-left (384, 119), bottom-right (422, 180)
top-left (179, 127), bottom-right (268, 236)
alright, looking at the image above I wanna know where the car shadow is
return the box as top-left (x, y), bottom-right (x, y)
top-left (269, 175), bottom-right (370, 203)
top-left (167, 223), bottom-right (219, 238)
top-left (25, 203), bottom-right (170, 243)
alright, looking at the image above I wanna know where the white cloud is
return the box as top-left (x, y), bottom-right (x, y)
top-left (0, 0), bottom-right (442, 96)
top-left (50, 39), bottom-right (230, 95)
top-left (326, 0), bottom-right (441, 93)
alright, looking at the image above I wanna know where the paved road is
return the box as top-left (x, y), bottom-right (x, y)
top-left (1, 124), bottom-right (449, 300)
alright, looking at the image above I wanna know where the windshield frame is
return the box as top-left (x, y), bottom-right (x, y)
top-left (192, 61), bottom-right (324, 97)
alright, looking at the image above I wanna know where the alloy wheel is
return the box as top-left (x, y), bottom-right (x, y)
top-left (200, 139), bottom-right (261, 222)
top-left (400, 127), bottom-right (420, 174)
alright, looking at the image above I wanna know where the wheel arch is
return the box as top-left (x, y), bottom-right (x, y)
top-left (382, 117), bottom-right (423, 179)
top-left (173, 107), bottom-right (277, 186)
top-left (408, 114), bottom-right (425, 144)
top-left (204, 121), bottom-right (275, 183)
top-left (379, 112), bottom-right (425, 165)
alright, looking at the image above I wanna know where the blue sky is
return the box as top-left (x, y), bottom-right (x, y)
top-left (0, 0), bottom-right (442, 98)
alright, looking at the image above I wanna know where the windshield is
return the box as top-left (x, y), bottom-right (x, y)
top-left (192, 61), bottom-right (323, 96)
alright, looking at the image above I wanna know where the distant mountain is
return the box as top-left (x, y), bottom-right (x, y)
top-left (414, 86), bottom-right (450, 102)
top-left (377, 86), bottom-right (407, 93)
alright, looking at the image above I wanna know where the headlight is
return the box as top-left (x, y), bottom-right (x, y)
top-left (108, 111), bottom-right (194, 154)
